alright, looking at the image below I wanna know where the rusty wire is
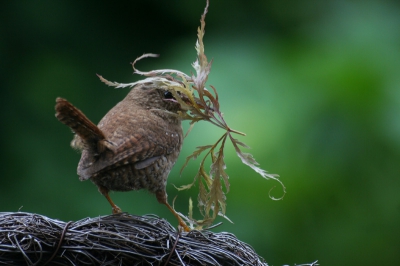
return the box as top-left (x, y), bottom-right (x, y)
top-left (0, 212), bottom-right (267, 265)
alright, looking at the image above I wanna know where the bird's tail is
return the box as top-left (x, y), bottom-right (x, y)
top-left (55, 98), bottom-right (105, 153)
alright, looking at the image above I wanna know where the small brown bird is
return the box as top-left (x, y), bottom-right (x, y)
top-left (55, 84), bottom-right (189, 231)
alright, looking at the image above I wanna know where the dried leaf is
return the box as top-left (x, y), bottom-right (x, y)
top-left (197, 179), bottom-right (207, 216)
top-left (180, 145), bottom-right (213, 175)
top-left (205, 175), bottom-right (225, 219)
top-left (174, 183), bottom-right (195, 191)
top-left (184, 121), bottom-right (197, 138)
top-left (96, 0), bottom-right (285, 228)
top-left (230, 137), bottom-right (251, 149)
top-left (230, 133), bottom-right (286, 200)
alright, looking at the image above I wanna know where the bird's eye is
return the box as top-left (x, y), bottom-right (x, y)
top-left (164, 91), bottom-right (174, 99)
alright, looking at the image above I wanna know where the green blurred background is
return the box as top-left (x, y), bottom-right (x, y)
top-left (1, 0), bottom-right (399, 265)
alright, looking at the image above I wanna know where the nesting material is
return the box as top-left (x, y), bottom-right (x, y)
top-left (0, 212), bottom-right (266, 265)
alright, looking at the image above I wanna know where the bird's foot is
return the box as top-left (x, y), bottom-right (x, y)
top-left (179, 221), bottom-right (191, 232)
top-left (112, 205), bottom-right (122, 214)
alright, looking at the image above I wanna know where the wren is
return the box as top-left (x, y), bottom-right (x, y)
top-left (55, 84), bottom-right (189, 231)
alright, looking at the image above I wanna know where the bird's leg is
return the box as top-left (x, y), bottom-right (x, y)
top-left (156, 190), bottom-right (190, 232)
top-left (98, 185), bottom-right (122, 214)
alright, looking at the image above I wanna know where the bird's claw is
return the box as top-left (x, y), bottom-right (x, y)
top-left (112, 206), bottom-right (122, 214)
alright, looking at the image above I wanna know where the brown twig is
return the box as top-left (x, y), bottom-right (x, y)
top-left (164, 228), bottom-right (183, 266)
top-left (0, 212), bottom-right (267, 265)
top-left (43, 221), bottom-right (72, 265)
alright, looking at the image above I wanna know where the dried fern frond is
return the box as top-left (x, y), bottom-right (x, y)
top-left (97, 0), bottom-right (286, 229)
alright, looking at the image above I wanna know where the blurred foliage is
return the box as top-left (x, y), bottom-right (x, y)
top-left (1, 0), bottom-right (399, 265)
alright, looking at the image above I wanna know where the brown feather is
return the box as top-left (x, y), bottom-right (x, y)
top-left (55, 98), bottom-right (106, 153)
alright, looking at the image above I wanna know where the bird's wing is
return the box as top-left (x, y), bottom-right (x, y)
top-left (78, 125), bottom-right (182, 180)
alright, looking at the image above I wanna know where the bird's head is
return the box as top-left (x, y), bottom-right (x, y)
top-left (126, 84), bottom-right (183, 114)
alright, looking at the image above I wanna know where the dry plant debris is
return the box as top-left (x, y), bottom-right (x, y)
top-left (97, 0), bottom-right (286, 229)
top-left (0, 212), bottom-right (267, 266)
